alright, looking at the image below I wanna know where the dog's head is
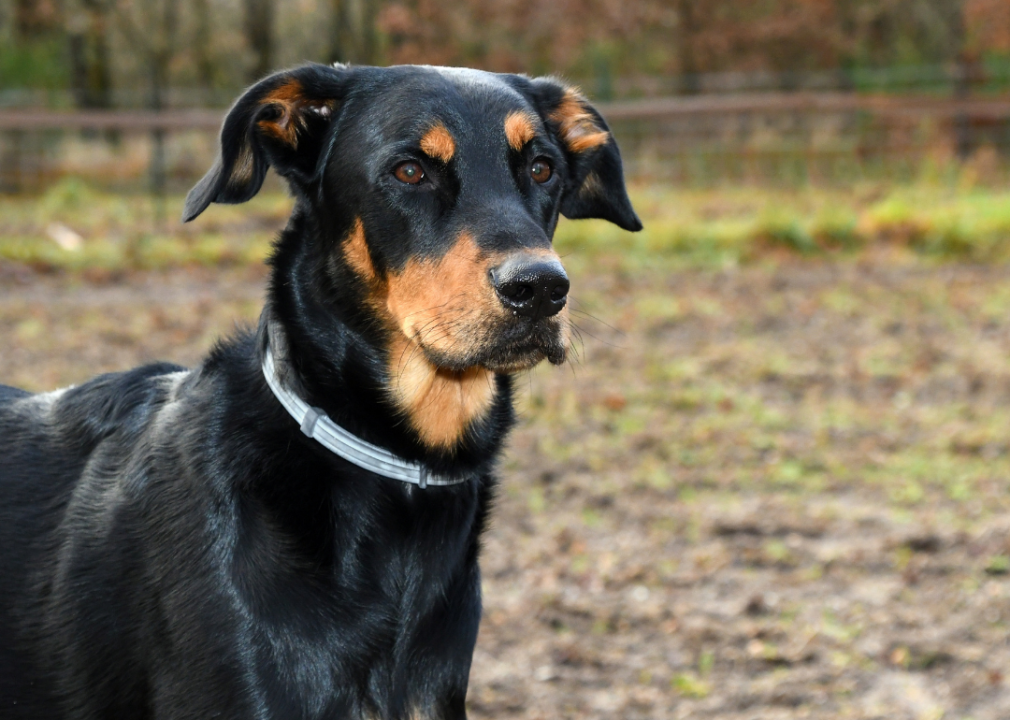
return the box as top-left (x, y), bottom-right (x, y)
top-left (185, 63), bottom-right (640, 449)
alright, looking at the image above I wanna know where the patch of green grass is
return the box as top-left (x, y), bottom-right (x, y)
top-left (698, 649), bottom-right (714, 677)
top-left (6, 179), bottom-right (1010, 272)
top-left (985, 555), bottom-right (1010, 576)
top-left (670, 672), bottom-right (710, 699)
top-left (555, 183), bottom-right (1010, 269)
top-left (0, 179), bottom-right (289, 271)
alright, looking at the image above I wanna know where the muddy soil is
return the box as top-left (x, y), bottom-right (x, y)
top-left (1, 257), bottom-right (1008, 719)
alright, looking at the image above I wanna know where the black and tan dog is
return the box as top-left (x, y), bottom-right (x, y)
top-left (0, 63), bottom-right (640, 719)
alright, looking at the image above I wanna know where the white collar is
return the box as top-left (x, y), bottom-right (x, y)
top-left (261, 345), bottom-right (469, 488)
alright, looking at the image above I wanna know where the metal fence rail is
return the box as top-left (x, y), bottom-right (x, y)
top-left (601, 93), bottom-right (1010, 120)
top-left (0, 109), bottom-right (224, 132)
top-left (2, 94), bottom-right (1010, 129)
top-left (1, 93), bottom-right (1009, 191)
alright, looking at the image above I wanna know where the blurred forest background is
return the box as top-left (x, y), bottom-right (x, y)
top-left (3, 0), bottom-right (1010, 191)
top-left (4, 0), bottom-right (1010, 101)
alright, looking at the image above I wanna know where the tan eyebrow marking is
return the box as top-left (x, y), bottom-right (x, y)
top-left (504, 111), bottom-right (537, 151)
top-left (419, 123), bottom-right (456, 163)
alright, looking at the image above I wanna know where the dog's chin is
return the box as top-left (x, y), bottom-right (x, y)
top-left (418, 333), bottom-right (567, 375)
top-left (482, 353), bottom-right (547, 374)
top-left (482, 341), bottom-right (567, 373)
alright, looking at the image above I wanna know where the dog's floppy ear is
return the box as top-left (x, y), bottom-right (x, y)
top-left (526, 78), bottom-right (642, 232)
top-left (183, 63), bottom-right (346, 222)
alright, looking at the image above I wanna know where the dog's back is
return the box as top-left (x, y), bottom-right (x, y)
top-left (0, 365), bottom-right (185, 717)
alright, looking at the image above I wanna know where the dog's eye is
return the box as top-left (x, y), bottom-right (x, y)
top-left (394, 162), bottom-right (425, 185)
top-left (530, 158), bottom-right (553, 184)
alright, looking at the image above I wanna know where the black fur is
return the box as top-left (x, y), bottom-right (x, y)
top-left (0, 63), bottom-right (639, 720)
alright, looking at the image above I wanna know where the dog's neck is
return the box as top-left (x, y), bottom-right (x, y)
top-left (260, 321), bottom-right (472, 487)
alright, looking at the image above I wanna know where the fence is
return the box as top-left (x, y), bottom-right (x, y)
top-left (2, 92), bottom-right (1010, 191)
top-left (605, 93), bottom-right (1010, 185)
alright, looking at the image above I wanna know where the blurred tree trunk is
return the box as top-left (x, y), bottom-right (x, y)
top-left (674, 0), bottom-right (700, 95)
top-left (866, 5), bottom-right (897, 66)
top-left (947, 0), bottom-right (975, 159)
top-left (68, 1), bottom-right (112, 109)
top-left (193, 0), bottom-right (216, 93)
top-left (148, 0), bottom-right (178, 217)
top-left (244, 0), bottom-right (274, 81)
top-left (330, 0), bottom-right (379, 65)
top-left (835, 0), bottom-right (865, 90)
top-left (110, 0), bottom-right (179, 213)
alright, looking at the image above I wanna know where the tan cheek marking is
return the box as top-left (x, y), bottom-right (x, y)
top-left (383, 233), bottom-right (505, 448)
top-left (341, 217), bottom-right (376, 282)
top-left (550, 88), bottom-right (610, 153)
top-left (388, 334), bottom-right (496, 449)
top-left (504, 111), bottom-right (537, 151)
top-left (334, 226), bottom-right (504, 450)
top-left (419, 123), bottom-right (456, 163)
top-left (385, 233), bottom-right (502, 356)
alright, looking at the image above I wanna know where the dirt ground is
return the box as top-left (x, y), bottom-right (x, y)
top-left (1, 253), bottom-right (1009, 720)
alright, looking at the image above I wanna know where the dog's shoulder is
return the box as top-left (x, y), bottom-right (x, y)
top-left (0, 361), bottom-right (189, 457)
top-left (59, 362), bottom-right (190, 445)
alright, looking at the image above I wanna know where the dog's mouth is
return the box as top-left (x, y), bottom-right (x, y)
top-left (413, 315), bottom-right (569, 375)
top-left (480, 317), bottom-right (569, 372)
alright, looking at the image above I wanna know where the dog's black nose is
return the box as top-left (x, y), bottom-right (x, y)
top-left (490, 255), bottom-right (569, 320)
